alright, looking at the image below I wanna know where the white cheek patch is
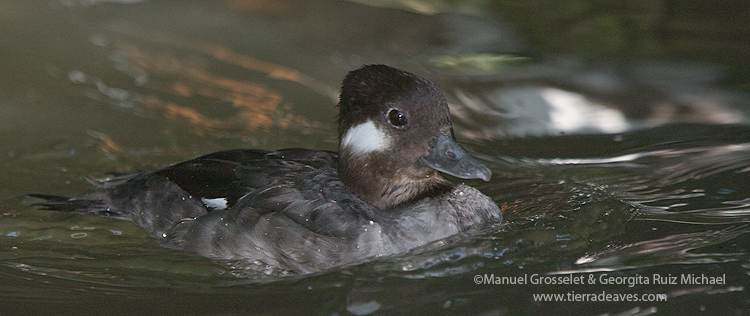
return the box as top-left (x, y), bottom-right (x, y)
top-left (340, 120), bottom-right (391, 155)
top-left (201, 197), bottom-right (228, 210)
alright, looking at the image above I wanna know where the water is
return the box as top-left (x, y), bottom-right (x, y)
top-left (2, 1), bottom-right (750, 315)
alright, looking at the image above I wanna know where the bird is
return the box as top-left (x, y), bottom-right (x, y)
top-left (31, 64), bottom-right (502, 274)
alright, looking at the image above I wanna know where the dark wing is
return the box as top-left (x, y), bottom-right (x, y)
top-left (162, 148), bottom-right (376, 236)
top-left (154, 149), bottom-right (272, 209)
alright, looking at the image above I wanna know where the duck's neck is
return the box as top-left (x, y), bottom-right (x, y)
top-left (337, 151), bottom-right (453, 210)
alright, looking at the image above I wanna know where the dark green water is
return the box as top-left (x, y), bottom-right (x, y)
top-left (2, 1), bottom-right (750, 315)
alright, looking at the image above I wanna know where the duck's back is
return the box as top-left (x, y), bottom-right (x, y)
top-left (66, 149), bottom-right (353, 229)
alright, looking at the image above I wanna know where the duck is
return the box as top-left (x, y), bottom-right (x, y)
top-left (32, 64), bottom-right (502, 274)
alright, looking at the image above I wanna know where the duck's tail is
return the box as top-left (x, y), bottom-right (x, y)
top-left (26, 193), bottom-right (118, 216)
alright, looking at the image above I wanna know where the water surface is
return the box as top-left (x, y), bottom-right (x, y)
top-left (2, 1), bottom-right (750, 315)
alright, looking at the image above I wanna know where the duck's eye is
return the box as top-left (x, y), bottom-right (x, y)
top-left (388, 109), bottom-right (408, 127)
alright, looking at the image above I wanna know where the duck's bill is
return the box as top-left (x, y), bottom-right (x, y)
top-left (419, 133), bottom-right (492, 181)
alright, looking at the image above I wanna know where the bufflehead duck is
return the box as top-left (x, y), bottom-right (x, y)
top-left (32, 65), bottom-right (502, 274)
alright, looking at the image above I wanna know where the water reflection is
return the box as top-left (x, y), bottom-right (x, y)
top-left (573, 225), bottom-right (750, 270)
top-left (613, 142), bottom-right (750, 224)
top-left (69, 25), bottom-right (331, 139)
top-left (441, 57), bottom-right (750, 139)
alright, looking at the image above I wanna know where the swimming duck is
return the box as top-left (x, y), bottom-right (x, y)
top-left (33, 65), bottom-right (502, 274)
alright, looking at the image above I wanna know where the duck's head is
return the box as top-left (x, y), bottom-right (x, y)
top-left (337, 64), bottom-right (491, 209)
